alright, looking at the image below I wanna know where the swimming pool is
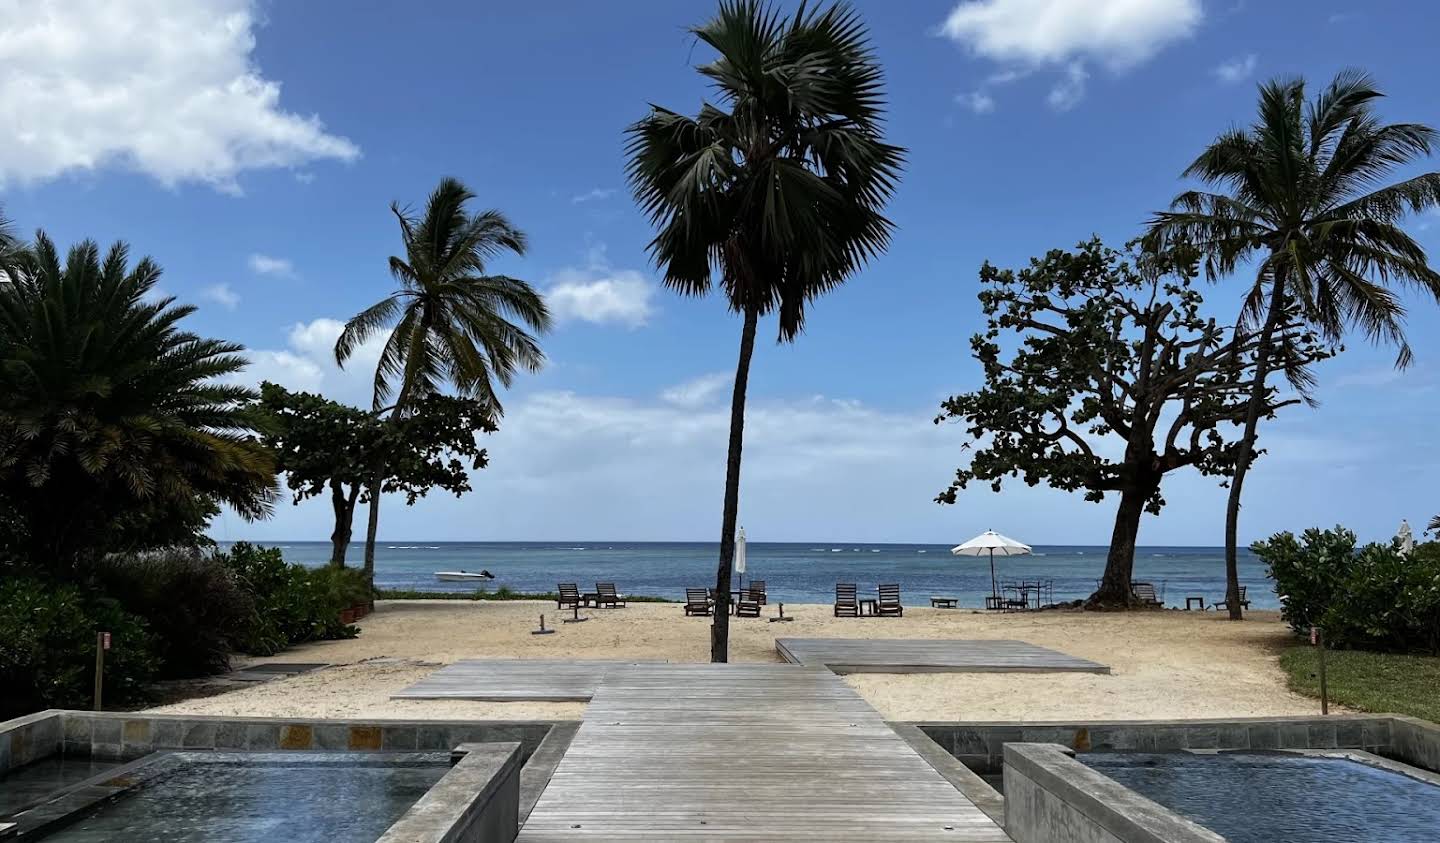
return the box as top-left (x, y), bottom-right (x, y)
top-left (1082, 751), bottom-right (1440, 843)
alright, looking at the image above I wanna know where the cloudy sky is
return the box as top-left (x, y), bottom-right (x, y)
top-left (2, 0), bottom-right (1436, 546)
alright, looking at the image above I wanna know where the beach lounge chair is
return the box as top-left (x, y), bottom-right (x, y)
top-left (834, 583), bottom-right (859, 617)
top-left (595, 582), bottom-right (626, 608)
top-left (1213, 585), bottom-right (1251, 612)
top-left (877, 583), bottom-right (903, 617)
top-left (1131, 581), bottom-right (1163, 607)
top-left (557, 583), bottom-right (581, 610)
top-left (684, 588), bottom-right (712, 616)
top-left (747, 580), bottom-right (767, 605)
top-left (734, 590), bottom-right (761, 618)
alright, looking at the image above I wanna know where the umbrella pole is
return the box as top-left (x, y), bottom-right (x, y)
top-left (989, 548), bottom-right (998, 600)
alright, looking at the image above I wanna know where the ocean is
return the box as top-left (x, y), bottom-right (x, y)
top-left (233, 541), bottom-right (1278, 609)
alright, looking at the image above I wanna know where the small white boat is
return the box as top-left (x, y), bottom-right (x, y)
top-left (434, 570), bottom-right (495, 582)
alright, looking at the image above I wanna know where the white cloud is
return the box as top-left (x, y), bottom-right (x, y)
top-left (1332, 367), bottom-right (1404, 389)
top-left (0, 0), bottom-right (359, 193)
top-left (957, 90), bottom-right (996, 114)
top-left (939, 0), bottom-right (1201, 110)
top-left (571, 188), bottom-right (616, 204)
top-left (546, 246), bottom-right (658, 329)
top-left (1213, 54), bottom-right (1257, 84)
top-left (1047, 62), bottom-right (1089, 111)
top-left (661, 373), bottom-right (732, 409)
top-left (202, 282), bottom-right (241, 310)
top-left (248, 253), bottom-right (296, 278)
top-left (232, 316), bottom-right (387, 407)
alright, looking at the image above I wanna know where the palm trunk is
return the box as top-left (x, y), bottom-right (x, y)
top-left (328, 480), bottom-right (360, 568)
top-left (712, 306), bottom-right (759, 663)
top-left (1223, 279), bottom-right (1288, 620)
top-left (362, 474), bottom-right (380, 580)
top-left (1089, 483), bottom-right (1152, 609)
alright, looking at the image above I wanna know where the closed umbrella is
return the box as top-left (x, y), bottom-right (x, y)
top-left (735, 527), bottom-right (747, 592)
top-left (951, 530), bottom-right (1032, 603)
top-left (1399, 519), bottom-right (1415, 557)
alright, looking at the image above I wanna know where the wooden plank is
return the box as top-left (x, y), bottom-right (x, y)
top-left (517, 664), bottom-right (1010, 841)
top-left (775, 637), bottom-right (1109, 675)
top-left (392, 659), bottom-right (666, 701)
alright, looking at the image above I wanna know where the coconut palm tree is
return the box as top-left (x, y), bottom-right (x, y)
top-left (1146, 71), bottom-right (1440, 619)
top-left (334, 177), bottom-right (550, 575)
top-left (626, 0), bottom-right (904, 661)
top-left (0, 233), bottom-right (276, 568)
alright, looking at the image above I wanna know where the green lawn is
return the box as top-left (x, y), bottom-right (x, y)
top-left (1279, 646), bottom-right (1440, 723)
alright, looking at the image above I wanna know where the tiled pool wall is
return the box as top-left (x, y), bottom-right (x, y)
top-left (908, 714), bottom-right (1440, 775)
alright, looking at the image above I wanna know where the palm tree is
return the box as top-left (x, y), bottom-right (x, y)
top-left (0, 233), bottom-right (276, 568)
top-left (334, 177), bottom-right (550, 575)
top-left (1146, 71), bottom-right (1440, 619)
top-left (626, 0), bottom-right (904, 661)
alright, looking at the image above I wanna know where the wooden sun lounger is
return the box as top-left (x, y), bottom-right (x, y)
top-left (684, 588), bottom-right (712, 616)
top-left (595, 582), bottom-right (626, 608)
top-left (747, 580), bottom-right (767, 605)
top-left (1131, 581), bottom-right (1163, 607)
top-left (834, 583), bottom-right (859, 617)
top-left (877, 583), bottom-right (903, 617)
top-left (1213, 585), bottom-right (1251, 611)
top-left (557, 583), bottom-right (582, 609)
top-left (735, 590), bottom-right (761, 618)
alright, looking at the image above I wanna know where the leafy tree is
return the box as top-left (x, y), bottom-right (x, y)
top-left (335, 177), bottom-right (550, 574)
top-left (626, 0), bottom-right (904, 661)
top-left (0, 206), bottom-right (19, 270)
top-left (259, 382), bottom-right (494, 571)
top-left (1145, 72), bottom-right (1440, 619)
top-left (0, 234), bottom-right (276, 569)
top-left (936, 239), bottom-right (1331, 607)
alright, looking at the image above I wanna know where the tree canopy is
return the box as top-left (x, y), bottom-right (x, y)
top-left (0, 234), bottom-right (276, 567)
top-left (936, 239), bottom-right (1332, 605)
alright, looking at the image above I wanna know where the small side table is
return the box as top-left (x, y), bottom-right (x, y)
top-left (1185, 596), bottom-right (1206, 611)
top-left (930, 597), bottom-right (958, 609)
top-left (859, 598), bottom-right (878, 617)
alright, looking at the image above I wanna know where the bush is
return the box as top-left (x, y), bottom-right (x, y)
top-left (0, 577), bottom-right (158, 719)
top-left (1255, 527), bottom-right (1440, 654)
top-left (217, 543), bottom-right (362, 656)
top-left (95, 551), bottom-right (255, 678)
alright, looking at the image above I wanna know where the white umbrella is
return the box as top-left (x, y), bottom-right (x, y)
top-left (951, 530), bottom-right (1032, 601)
top-left (735, 527), bottom-right (747, 591)
top-left (1399, 519), bottom-right (1415, 557)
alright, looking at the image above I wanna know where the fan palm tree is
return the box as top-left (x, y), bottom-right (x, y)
top-left (0, 233), bottom-right (276, 568)
top-left (1145, 71), bottom-right (1440, 619)
top-left (334, 177), bottom-right (550, 575)
top-left (626, 0), bottom-right (904, 661)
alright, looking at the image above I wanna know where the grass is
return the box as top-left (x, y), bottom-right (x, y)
top-left (375, 587), bottom-right (675, 603)
top-left (1279, 645), bottom-right (1440, 723)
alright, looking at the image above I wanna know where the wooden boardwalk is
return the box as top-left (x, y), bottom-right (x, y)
top-left (776, 637), bottom-right (1109, 674)
top-left (516, 664), bottom-right (1011, 841)
top-left (392, 659), bottom-right (665, 702)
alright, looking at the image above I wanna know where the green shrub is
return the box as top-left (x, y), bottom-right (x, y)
top-left (0, 577), bottom-right (158, 718)
top-left (95, 550), bottom-right (255, 678)
top-left (217, 543), bottom-right (360, 655)
top-left (1255, 527), bottom-right (1440, 654)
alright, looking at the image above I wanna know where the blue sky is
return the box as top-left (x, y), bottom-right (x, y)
top-left (2, 0), bottom-right (1437, 546)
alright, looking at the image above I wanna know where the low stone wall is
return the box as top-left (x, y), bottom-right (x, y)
top-left (0, 711), bottom-right (61, 775)
top-left (377, 742), bottom-right (522, 843)
top-left (48, 711), bottom-right (566, 761)
top-left (1003, 743), bottom-right (1222, 843)
top-left (912, 714), bottom-right (1398, 774)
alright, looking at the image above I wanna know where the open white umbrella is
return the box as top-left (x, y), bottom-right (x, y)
top-left (735, 527), bottom-right (747, 591)
top-left (951, 530), bottom-right (1032, 602)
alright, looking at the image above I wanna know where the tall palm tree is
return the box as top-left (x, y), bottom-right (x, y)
top-left (1146, 71), bottom-right (1440, 619)
top-left (334, 177), bottom-right (550, 575)
top-left (0, 233), bottom-right (276, 567)
top-left (626, 0), bottom-right (904, 661)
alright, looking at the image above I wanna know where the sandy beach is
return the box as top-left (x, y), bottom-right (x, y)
top-left (144, 599), bottom-right (1325, 722)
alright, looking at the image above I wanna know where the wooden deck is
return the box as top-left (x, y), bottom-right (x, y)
top-left (775, 637), bottom-right (1110, 674)
top-left (516, 664), bottom-right (1011, 841)
top-left (391, 659), bottom-right (664, 702)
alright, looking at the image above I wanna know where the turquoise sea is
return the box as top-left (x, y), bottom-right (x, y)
top-left (235, 541), bottom-right (1277, 609)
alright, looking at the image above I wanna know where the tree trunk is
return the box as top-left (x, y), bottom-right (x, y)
top-left (362, 473), bottom-right (380, 580)
top-left (711, 306), bottom-right (759, 663)
top-left (1088, 483), bottom-right (1153, 609)
top-left (1223, 279), bottom-right (1288, 620)
top-left (328, 480), bottom-right (359, 568)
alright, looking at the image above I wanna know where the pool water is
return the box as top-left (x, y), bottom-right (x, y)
top-left (0, 758), bottom-right (121, 817)
top-left (1082, 751), bottom-right (1440, 843)
top-left (40, 753), bottom-right (450, 842)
